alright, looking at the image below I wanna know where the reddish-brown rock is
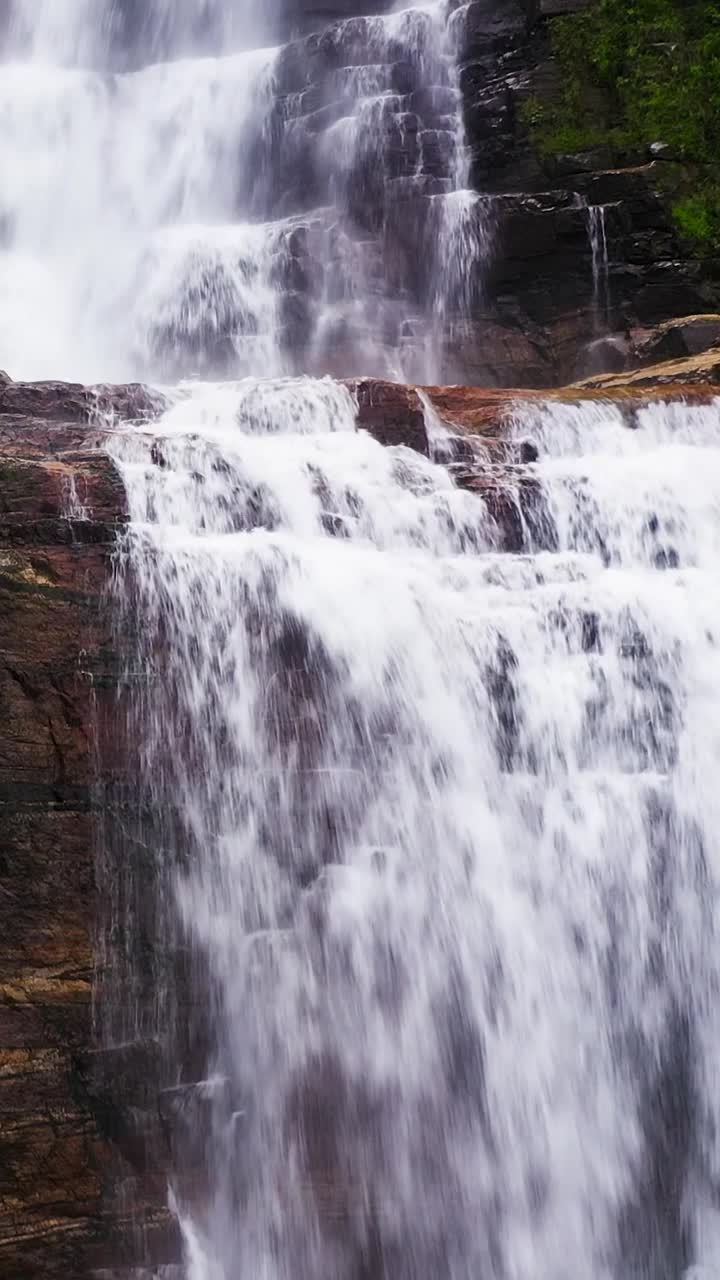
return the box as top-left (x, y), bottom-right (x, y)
top-left (0, 381), bottom-right (180, 1280)
top-left (349, 377), bottom-right (430, 454)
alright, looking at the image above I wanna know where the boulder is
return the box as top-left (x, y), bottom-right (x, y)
top-left (576, 348), bottom-right (720, 389)
top-left (348, 378), bottom-right (429, 454)
top-left (631, 314), bottom-right (720, 365)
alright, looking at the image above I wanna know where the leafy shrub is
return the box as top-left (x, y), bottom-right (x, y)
top-left (528, 0), bottom-right (720, 251)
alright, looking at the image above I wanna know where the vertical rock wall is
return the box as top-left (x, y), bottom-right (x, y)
top-left (0, 383), bottom-right (178, 1279)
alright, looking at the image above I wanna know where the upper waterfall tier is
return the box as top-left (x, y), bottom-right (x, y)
top-left (1, 1), bottom-right (487, 385)
top-left (5, 0), bottom-right (398, 68)
top-left (4, 0), bottom-right (717, 389)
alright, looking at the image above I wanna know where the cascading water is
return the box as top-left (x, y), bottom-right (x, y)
top-left (6, 2), bottom-right (720, 1279)
top-left (0, 0), bottom-right (484, 383)
top-left (588, 204), bottom-right (611, 332)
top-left (106, 377), bottom-right (720, 1280)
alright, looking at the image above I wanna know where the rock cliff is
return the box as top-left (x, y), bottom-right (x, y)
top-left (0, 381), bottom-right (176, 1280)
top-left (454, 0), bottom-right (720, 384)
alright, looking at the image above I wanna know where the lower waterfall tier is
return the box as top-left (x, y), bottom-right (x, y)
top-left (1, 371), bottom-right (718, 1279)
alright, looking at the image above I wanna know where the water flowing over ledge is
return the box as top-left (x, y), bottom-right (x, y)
top-left (102, 375), bottom-right (720, 1279)
top-left (2, 368), bottom-right (720, 1276)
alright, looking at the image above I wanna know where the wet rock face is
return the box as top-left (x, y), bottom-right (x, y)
top-left (0, 382), bottom-right (181, 1280)
top-left (279, 0), bottom-right (396, 38)
top-left (349, 378), bottom-right (430, 454)
top-left (218, 0), bottom-right (720, 387)
top-left (453, 1), bottom-right (720, 385)
top-left (259, 6), bottom-right (470, 378)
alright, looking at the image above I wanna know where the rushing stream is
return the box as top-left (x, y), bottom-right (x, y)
top-left (3, 2), bottom-right (720, 1278)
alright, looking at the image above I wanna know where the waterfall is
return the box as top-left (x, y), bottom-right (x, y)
top-left (6, 2), bottom-right (720, 1278)
top-left (5, 0), bottom-right (270, 67)
top-left (0, 0), bottom-right (484, 383)
top-left (106, 380), bottom-right (720, 1279)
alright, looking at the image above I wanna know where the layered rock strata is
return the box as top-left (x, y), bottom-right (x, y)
top-left (0, 381), bottom-right (174, 1280)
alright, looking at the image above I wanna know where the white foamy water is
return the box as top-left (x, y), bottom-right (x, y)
top-left (6, 0), bottom-right (267, 67)
top-left (108, 383), bottom-right (720, 1279)
top-left (1, 0), bottom-right (484, 383)
top-left (0, 48), bottom-right (280, 381)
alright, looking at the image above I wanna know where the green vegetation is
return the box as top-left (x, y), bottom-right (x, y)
top-left (524, 0), bottom-right (720, 252)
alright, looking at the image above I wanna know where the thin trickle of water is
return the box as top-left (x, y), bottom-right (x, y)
top-left (588, 204), bottom-right (611, 331)
top-left (108, 381), bottom-right (720, 1279)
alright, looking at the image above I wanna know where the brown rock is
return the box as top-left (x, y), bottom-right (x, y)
top-left (0, 380), bottom-right (166, 425)
top-left (347, 378), bottom-right (429, 454)
top-left (576, 348), bottom-right (720, 390)
top-left (0, 385), bottom-right (177, 1280)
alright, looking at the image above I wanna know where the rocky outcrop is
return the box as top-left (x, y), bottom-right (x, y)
top-left (576, 348), bottom-right (720, 391)
top-left (354, 374), bottom-right (717, 443)
top-left (629, 315), bottom-right (720, 368)
top-left (455, 2), bottom-right (720, 385)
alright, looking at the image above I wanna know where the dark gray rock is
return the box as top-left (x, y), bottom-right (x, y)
top-left (632, 314), bottom-right (720, 365)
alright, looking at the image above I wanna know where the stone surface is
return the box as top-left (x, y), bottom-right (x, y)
top-left (0, 381), bottom-right (166, 426)
top-left (456, 1), bottom-right (720, 385)
top-left (349, 377), bottom-right (430, 453)
top-left (630, 314), bottom-right (720, 366)
top-left (576, 348), bottom-right (720, 390)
